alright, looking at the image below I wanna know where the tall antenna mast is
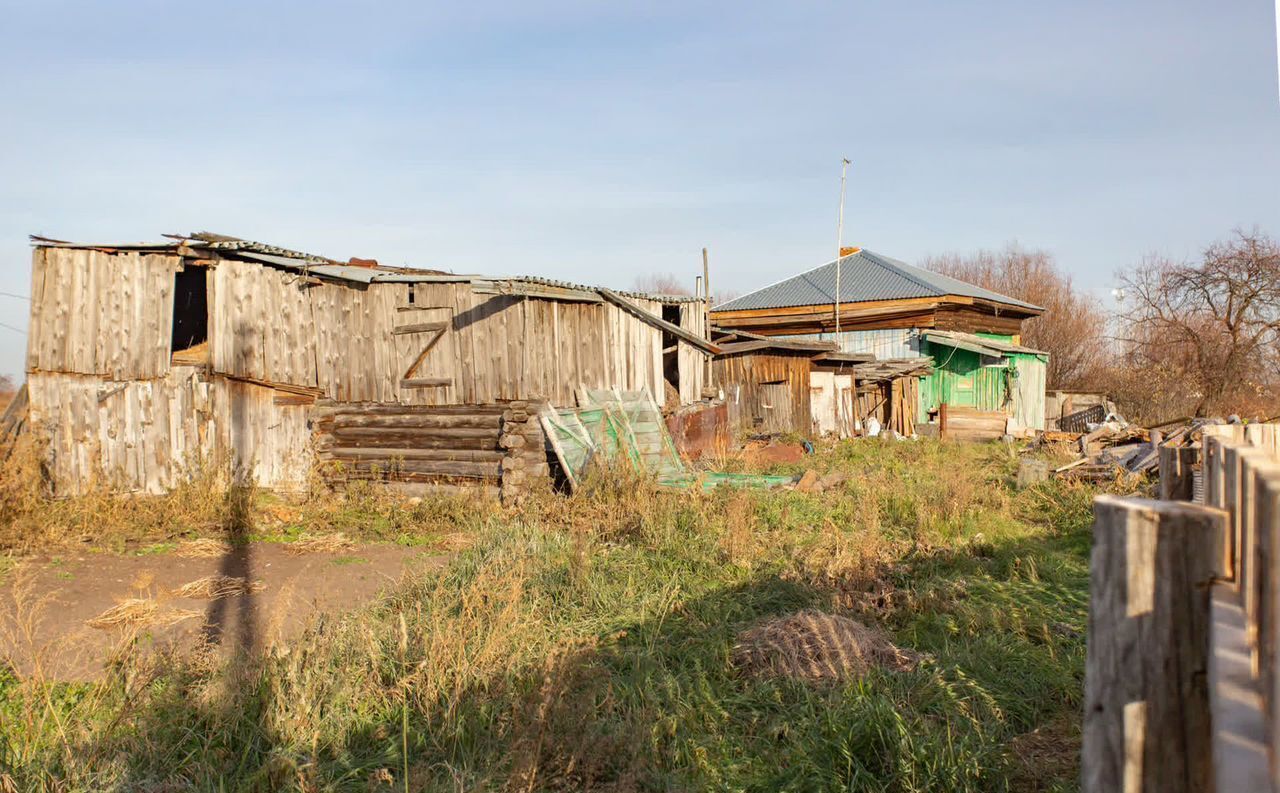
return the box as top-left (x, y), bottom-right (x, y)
top-left (835, 157), bottom-right (850, 336)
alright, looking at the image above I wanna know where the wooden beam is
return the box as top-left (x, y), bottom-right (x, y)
top-left (473, 280), bottom-right (603, 303)
top-left (391, 321), bottom-right (449, 335)
top-left (597, 288), bottom-right (720, 355)
top-left (400, 378), bottom-right (452, 388)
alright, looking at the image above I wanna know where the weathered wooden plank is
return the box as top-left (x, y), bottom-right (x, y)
top-left (1082, 496), bottom-right (1225, 793)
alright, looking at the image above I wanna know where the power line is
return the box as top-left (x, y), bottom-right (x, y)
top-left (0, 291), bottom-right (29, 301)
top-left (0, 321), bottom-right (26, 334)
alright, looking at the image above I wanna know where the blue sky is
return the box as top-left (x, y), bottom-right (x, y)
top-left (1, 1), bottom-right (1277, 379)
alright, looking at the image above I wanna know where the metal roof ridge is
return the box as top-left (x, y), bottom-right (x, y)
top-left (712, 250), bottom-right (861, 311)
top-left (856, 249), bottom-right (947, 298)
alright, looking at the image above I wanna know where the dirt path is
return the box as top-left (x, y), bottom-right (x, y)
top-left (1, 542), bottom-right (448, 680)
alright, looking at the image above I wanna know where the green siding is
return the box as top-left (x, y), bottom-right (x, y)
top-left (918, 336), bottom-right (1047, 430)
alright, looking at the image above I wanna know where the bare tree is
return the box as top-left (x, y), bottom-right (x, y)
top-left (920, 244), bottom-right (1109, 390)
top-left (1117, 229), bottom-right (1280, 417)
top-left (632, 273), bottom-right (692, 296)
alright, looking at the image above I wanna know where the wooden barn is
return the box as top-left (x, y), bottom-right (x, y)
top-left (22, 233), bottom-right (713, 498)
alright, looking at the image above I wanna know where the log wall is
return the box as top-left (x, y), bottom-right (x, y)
top-left (311, 401), bottom-right (549, 497)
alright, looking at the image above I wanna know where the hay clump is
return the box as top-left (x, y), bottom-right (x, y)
top-left (286, 532), bottom-right (356, 555)
top-left (732, 609), bottom-right (918, 684)
top-left (86, 599), bottom-right (202, 630)
top-left (171, 575), bottom-right (265, 600)
top-left (175, 538), bottom-right (233, 558)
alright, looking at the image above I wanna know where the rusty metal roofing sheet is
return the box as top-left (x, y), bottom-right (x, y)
top-left (713, 248), bottom-right (1042, 313)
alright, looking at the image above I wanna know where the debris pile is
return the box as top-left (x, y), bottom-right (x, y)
top-left (1040, 413), bottom-right (1227, 482)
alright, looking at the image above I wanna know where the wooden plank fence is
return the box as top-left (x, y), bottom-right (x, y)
top-left (1084, 423), bottom-right (1280, 791)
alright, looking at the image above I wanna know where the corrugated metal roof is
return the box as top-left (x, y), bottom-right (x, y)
top-left (30, 233), bottom-right (702, 303)
top-left (713, 249), bottom-right (1042, 313)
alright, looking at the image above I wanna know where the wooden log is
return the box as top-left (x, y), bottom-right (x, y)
top-left (345, 459), bottom-right (501, 478)
top-left (320, 435), bottom-right (502, 451)
top-left (330, 413), bottom-right (501, 430)
top-left (1158, 446), bottom-right (1199, 501)
top-left (311, 403), bottom-right (507, 417)
top-left (1083, 496), bottom-right (1226, 793)
top-left (321, 447), bottom-right (506, 463)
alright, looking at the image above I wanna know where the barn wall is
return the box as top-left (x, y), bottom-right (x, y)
top-left (678, 303), bottom-right (707, 402)
top-left (210, 261), bottom-right (318, 388)
top-left (205, 268), bottom-right (676, 408)
top-left (26, 248), bottom-right (178, 379)
top-left (713, 352), bottom-right (812, 436)
top-left (26, 368), bottom-right (311, 495)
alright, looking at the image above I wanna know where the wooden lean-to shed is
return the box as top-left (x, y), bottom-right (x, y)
top-left (22, 233), bottom-right (714, 498)
top-left (710, 336), bottom-right (840, 436)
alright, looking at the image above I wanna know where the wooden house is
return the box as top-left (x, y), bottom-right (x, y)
top-left (22, 233), bottom-right (713, 498)
top-left (710, 248), bottom-right (1049, 434)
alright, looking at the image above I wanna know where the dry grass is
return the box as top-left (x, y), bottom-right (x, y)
top-left (171, 575), bottom-right (265, 600)
top-left (733, 609), bottom-right (919, 684)
top-left (84, 598), bottom-right (202, 630)
top-left (174, 538), bottom-right (234, 558)
top-left (0, 439), bottom-right (1101, 792)
top-left (285, 532), bottom-right (356, 555)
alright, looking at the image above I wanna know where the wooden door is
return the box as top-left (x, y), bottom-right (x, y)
top-left (759, 383), bottom-right (792, 434)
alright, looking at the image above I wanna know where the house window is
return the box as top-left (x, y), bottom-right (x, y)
top-left (171, 266), bottom-right (208, 353)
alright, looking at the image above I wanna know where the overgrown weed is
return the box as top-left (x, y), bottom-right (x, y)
top-left (0, 439), bottom-right (1099, 791)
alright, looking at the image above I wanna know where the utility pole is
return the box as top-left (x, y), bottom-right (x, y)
top-left (835, 157), bottom-right (850, 336)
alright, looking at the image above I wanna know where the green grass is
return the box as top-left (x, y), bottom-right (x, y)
top-left (0, 439), bottom-right (1114, 792)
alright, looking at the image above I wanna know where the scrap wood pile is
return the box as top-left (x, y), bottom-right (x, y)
top-left (1039, 408), bottom-right (1221, 482)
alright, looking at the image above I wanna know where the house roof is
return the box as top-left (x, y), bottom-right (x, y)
top-left (920, 329), bottom-right (1047, 358)
top-left (712, 248), bottom-right (1042, 313)
top-left (29, 232), bottom-right (705, 304)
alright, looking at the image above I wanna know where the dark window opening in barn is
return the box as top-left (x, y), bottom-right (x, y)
top-left (171, 266), bottom-right (208, 354)
top-left (407, 286), bottom-right (415, 305)
top-left (661, 304), bottom-right (681, 394)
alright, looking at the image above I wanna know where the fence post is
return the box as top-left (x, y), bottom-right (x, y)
top-left (1083, 496), bottom-right (1225, 793)
top-left (1159, 445), bottom-right (1199, 501)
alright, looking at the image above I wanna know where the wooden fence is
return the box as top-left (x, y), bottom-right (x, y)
top-left (1083, 423), bottom-right (1280, 792)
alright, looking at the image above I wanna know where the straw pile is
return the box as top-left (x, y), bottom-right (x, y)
top-left (286, 533), bottom-right (356, 555)
top-left (175, 538), bottom-right (234, 558)
top-left (86, 599), bottom-right (203, 630)
top-left (732, 610), bottom-right (918, 684)
top-left (171, 575), bottom-right (265, 600)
